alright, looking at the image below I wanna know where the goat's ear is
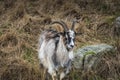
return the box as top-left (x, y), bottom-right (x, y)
top-left (75, 32), bottom-right (82, 36)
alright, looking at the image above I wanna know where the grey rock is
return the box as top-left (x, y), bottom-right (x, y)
top-left (73, 44), bottom-right (114, 69)
top-left (113, 16), bottom-right (120, 37)
top-left (116, 17), bottom-right (120, 23)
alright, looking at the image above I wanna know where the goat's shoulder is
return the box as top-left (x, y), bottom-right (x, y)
top-left (40, 29), bottom-right (60, 41)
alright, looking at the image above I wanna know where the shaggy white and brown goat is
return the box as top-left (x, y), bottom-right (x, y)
top-left (38, 20), bottom-right (78, 80)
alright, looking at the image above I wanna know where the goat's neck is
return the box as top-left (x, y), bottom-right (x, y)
top-left (57, 36), bottom-right (74, 58)
top-left (56, 35), bottom-right (74, 66)
top-left (57, 36), bottom-right (68, 52)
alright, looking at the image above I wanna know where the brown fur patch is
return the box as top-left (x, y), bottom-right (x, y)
top-left (44, 30), bottom-right (60, 41)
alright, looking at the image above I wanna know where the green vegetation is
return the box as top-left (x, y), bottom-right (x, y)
top-left (84, 51), bottom-right (95, 56)
top-left (23, 47), bottom-right (34, 64)
top-left (104, 15), bottom-right (117, 25)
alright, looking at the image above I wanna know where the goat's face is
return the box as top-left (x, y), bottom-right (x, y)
top-left (51, 20), bottom-right (78, 50)
top-left (65, 30), bottom-right (75, 50)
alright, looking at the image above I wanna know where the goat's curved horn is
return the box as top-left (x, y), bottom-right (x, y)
top-left (51, 21), bottom-right (68, 32)
top-left (71, 19), bottom-right (78, 30)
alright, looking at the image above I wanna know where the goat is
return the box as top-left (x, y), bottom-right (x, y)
top-left (38, 20), bottom-right (78, 80)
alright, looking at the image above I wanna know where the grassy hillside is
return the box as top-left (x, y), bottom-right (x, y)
top-left (0, 0), bottom-right (120, 80)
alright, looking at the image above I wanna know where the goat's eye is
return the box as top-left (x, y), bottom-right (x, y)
top-left (65, 38), bottom-right (67, 40)
top-left (66, 32), bottom-right (69, 34)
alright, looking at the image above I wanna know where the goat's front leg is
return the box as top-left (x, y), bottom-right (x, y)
top-left (47, 58), bottom-right (58, 80)
top-left (60, 60), bottom-right (72, 80)
top-left (60, 71), bottom-right (66, 80)
top-left (52, 73), bottom-right (57, 80)
top-left (48, 67), bottom-right (58, 80)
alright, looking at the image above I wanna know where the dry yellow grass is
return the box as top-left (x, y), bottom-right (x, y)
top-left (0, 0), bottom-right (120, 80)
